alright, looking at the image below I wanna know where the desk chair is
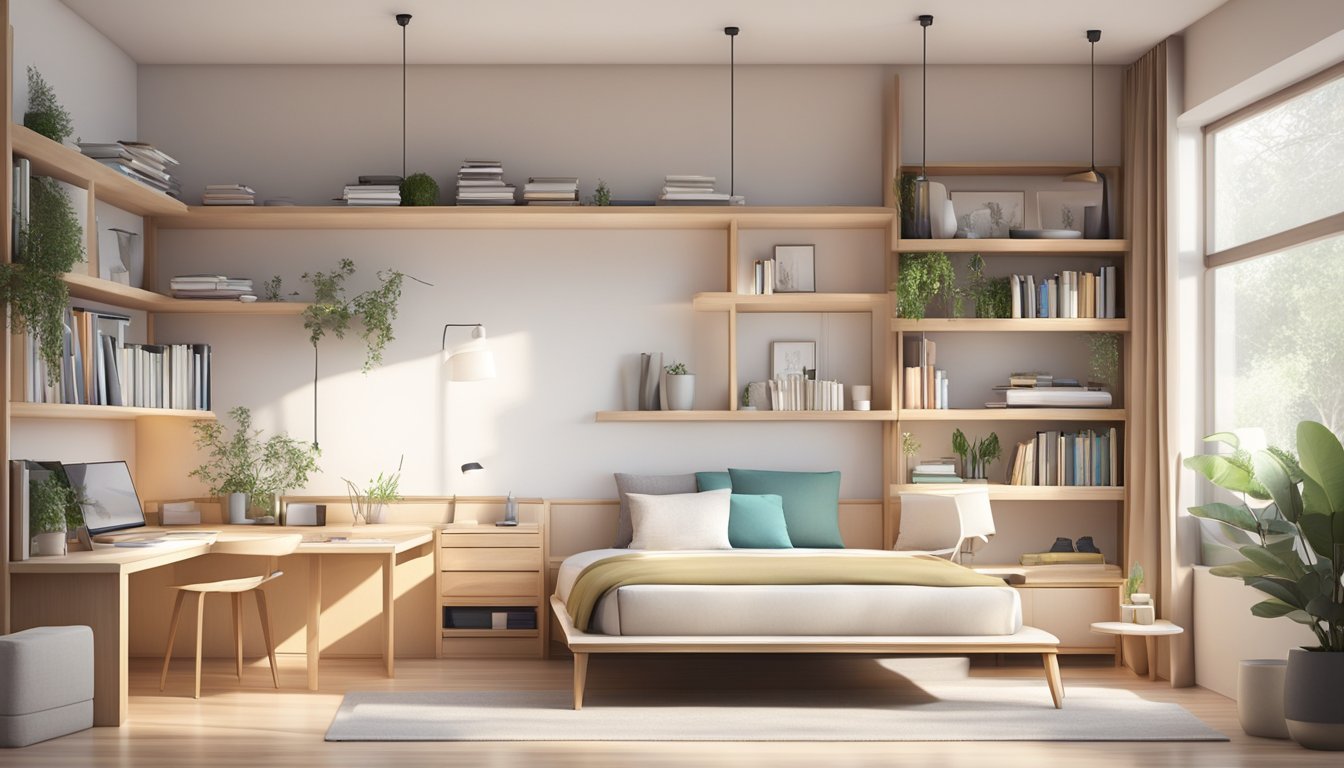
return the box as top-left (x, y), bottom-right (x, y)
top-left (896, 487), bottom-right (996, 562)
top-left (159, 534), bottom-right (302, 698)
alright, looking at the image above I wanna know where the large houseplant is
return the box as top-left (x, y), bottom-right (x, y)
top-left (190, 407), bottom-right (321, 522)
top-left (1185, 421), bottom-right (1344, 749)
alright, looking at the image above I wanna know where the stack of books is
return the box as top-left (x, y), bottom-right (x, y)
top-left (343, 175), bottom-right (401, 206)
top-left (657, 175), bottom-right (731, 205)
top-left (169, 274), bottom-right (254, 300)
top-left (767, 374), bottom-right (845, 411)
top-left (750, 258), bottom-right (775, 295)
top-left (76, 141), bottom-right (181, 197)
top-left (1007, 427), bottom-right (1120, 486)
top-left (1009, 267), bottom-right (1120, 319)
top-left (201, 184), bottom-right (256, 206)
top-left (902, 335), bottom-right (947, 409)
top-left (988, 371), bottom-right (1113, 408)
top-left (522, 177), bottom-right (579, 206)
top-left (911, 458), bottom-right (962, 484)
top-left (456, 160), bottom-right (516, 205)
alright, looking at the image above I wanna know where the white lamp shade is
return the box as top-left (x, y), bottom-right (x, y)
top-left (952, 488), bottom-right (996, 543)
top-left (896, 492), bottom-right (964, 557)
top-left (448, 338), bottom-right (496, 381)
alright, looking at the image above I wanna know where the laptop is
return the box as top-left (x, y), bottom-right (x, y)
top-left (63, 461), bottom-right (159, 542)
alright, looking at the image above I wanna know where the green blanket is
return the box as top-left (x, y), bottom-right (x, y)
top-left (564, 552), bottom-right (1005, 632)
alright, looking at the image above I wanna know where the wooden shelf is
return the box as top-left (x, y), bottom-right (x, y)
top-left (899, 162), bottom-right (1121, 177)
top-left (596, 410), bottom-right (898, 422)
top-left (9, 402), bottom-right (216, 421)
top-left (890, 483), bottom-right (1124, 501)
top-left (897, 408), bottom-right (1126, 422)
top-left (64, 272), bottom-right (308, 315)
top-left (11, 124), bottom-right (188, 217)
top-left (892, 318), bottom-right (1129, 333)
top-left (694, 292), bottom-right (889, 313)
top-left (896, 238), bottom-right (1128, 253)
top-left (158, 205), bottom-right (895, 231)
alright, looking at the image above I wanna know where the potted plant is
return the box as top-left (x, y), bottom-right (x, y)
top-left (399, 172), bottom-right (439, 206)
top-left (23, 67), bottom-right (73, 143)
top-left (740, 385), bottom-right (756, 411)
top-left (965, 254), bottom-right (1012, 319)
top-left (190, 406), bottom-right (321, 523)
top-left (30, 474), bottom-right (75, 556)
top-left (344, 456), bottom-right (404, 525)
top-left (664, 361), bottom-right (694, 411)
top-left (1121, 562), bottom-right (1147, 622)
top-left (588, 179), bottom-right (611, 206)
top-left (952, 429), bottom-right (1000, 481)
top-left (895, 251), bottom-right (959, 320)
top-left (1185, 421), bottom-right (1344, 750)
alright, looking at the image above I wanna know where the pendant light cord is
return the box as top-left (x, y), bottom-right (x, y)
top-left (919, 15), bottom-right (932, 179)
top-left (1089, 36), bottom-right (1095, 170)
top-left (402, 20), bottom-right (407, 179)
top-left (725, 27), bottom-right (739, 197)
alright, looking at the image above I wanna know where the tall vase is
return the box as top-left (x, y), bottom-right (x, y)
top-left (227, 493), bottom-right (252, 525)
top-left (1284, 648), bottom-right (1344, 750)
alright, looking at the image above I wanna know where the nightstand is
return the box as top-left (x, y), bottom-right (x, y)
top-left (436, 522), bottom-right (545, 658)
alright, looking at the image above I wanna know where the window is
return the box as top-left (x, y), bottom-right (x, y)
top-left (1207, 65), bottom-right (1344, 449)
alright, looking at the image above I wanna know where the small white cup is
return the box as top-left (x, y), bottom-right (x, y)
top-left (851, 385), bottom-right (871, 409)
top-left (853, 400), bottom-right (871, 411)
top-left (1131, 592), bottom-right (1152, 605)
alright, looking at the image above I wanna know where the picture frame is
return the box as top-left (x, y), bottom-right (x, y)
top-left (950, 191), bottom-right (1026, 238)
top-left (1036, 189), bottom-right (1104, 233)
top-left (770, 341), bottom-right (817, 378)
top-left (772, 245), bottom-right (816, 293)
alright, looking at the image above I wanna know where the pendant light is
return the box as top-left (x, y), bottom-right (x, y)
top-left (906, 14), bottom-right (935, 239)
top-left (1064, 29), bottom-right (1109, 238)
top-left (725, 26), bottom-right (740, 201)
top-left (397, 12), bottom-right (412, 180)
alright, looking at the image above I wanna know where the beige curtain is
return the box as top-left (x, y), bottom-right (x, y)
top-left (1121, 39), bottom-right (1192, 686)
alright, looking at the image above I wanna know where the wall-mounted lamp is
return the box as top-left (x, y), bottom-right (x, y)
top-left (442, 323), bottom-right (496, 381)
top-left (460, 462), bottom-right (485, 474)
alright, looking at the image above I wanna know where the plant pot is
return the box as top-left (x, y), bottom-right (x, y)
top-left (367, 503), bottom-right (386, 524)
top-left (1238, 659), bottom-right (1290, 739)
top-left (1285, 648), bottom-right (1344, 750)
top-left (32, 531), bottom-right (66, 556)
top-left (665, 374), bottom-right (695, 411)
top-left (227, 493), bottom-right (253, 525)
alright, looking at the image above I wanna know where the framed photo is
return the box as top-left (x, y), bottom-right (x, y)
top-left (770, 341), bottom-right (816, 378)
top-left (773, 245), bottom-right (816, 293)
top-left (1036, 189), bottom-right (1103, 232)
top-left (950, 191), bottom-right (1025, 238)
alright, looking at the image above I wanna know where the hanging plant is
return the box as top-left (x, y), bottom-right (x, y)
top-left (1, 177), bottom-right (85, 382)
top-left (23, 67), bottom-right (73, 143)
top-left (895, 251), bottom-right (959, 320)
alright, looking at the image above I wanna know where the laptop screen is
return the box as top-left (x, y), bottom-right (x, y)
top-left (64, 461), bottom-right (146, 535)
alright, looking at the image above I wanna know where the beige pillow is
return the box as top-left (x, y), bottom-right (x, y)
top-left (627, 489), bottom-right (732, 550)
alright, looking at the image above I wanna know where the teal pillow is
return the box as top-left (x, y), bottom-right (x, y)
top-left (729, 494), bottom-right (792, 548)
top-left (727, 468), bottom-right (843, 548)
top-left (695, 471), bottom-right (731, 491)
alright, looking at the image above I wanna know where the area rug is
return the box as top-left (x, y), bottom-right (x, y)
top-left (325, 682), bottom-right (1227, 742)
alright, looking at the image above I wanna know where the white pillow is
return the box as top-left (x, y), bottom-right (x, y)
top-left (627, 489), bottom-right (732, 550)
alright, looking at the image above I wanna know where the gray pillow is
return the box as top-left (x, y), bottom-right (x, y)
top-left (612, 473), bottom-right (698, 548)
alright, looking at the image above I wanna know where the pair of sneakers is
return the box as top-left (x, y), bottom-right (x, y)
top-left (1049, 536), bottom-right (1101, 554)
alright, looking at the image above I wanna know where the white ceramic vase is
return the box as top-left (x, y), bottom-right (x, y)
top-left (1238, 659), bottom-right (1290, 739)
top-left (666, 374), bottom-right (695, 411)
top-left (227, 492), bottom-right (252, 524)
top-left (32, 531), bottom-right (66, 556)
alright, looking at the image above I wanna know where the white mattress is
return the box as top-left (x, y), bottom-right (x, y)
top-left (556, 548), bottom-right (1022, 637)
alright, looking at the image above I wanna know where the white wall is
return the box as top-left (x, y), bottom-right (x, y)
top-left (1193, 567), bottom-right (1316, 699)
top-left (10, 0), bottom-right (136, 141)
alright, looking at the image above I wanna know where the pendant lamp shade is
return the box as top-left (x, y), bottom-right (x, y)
top-left (1064, 29), bottom-right (1109, 238)
top-left (905, 14), bottom-right (936, 240)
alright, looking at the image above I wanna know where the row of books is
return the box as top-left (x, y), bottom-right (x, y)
top-left (767, 374), bottom-right (846, 411)
top-left (1010, 267), bottom-right (1120, 319)
top-left (1007, 427), bottom-right (1120, 487)
top-left (202, 184), bottom-right (255, 206)
top-left (902, 336), bottom-right (948, 409)
top-left (169, 274), bottom-right (254, 300)
top-left (750, 259), bottom-right (776, 295)
top-left (77, 140), bottom-right (181, 197)
top-left (656, 174), bottom-right (736, 206)
top-left (457, 160), bottom-right (516, 205)
top-left (522, 177), bottom-right (579, 206)
top-left (910, 457), bottom-right (961, 484)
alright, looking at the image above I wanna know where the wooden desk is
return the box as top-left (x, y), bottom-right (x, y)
top-left (8, 525), bottom-right (432, 726)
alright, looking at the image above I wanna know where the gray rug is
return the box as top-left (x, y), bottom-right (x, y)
top-left (325, 682), bottom-right (1227, 742)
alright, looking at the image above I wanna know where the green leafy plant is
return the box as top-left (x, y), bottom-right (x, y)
top-left (190, 407), bottom-right (320, 515)
top-left (302, 258), bottom-right (409, 371)
top-left (896, 251), bottom-right (959, 320)
top-left (29, 474), bottom-right (76, 534)
top-left (1, 177), bottom-right (85, 382)
top-left (895, 172), bottom-right (918, 234)
top-left (23, 67), bottom-right (73, 143)
top-left (399, 172), bottom-right (439, 206)
top-left (1185, 422), bottom-right (1344, 651)
top-left (589, 179), bottom-right (611, 206)
top-left (1089, 333), bottom-right (1121, 387)
top-left (262, 275), bottom-right (284, 302)
top-left (664, 361), bottom-right (689, 376)
top-left (344, 456), bottom-right (404, 524)
top-left (952, 428), bottom-right (1001, 480)
top-left (741, 385), bottom-right (751, 407)
top-left (901, 431), bottom-right (921, 458)
top-left (965, 254), bottom-right (1012, 319)
top-left (1124, 562), bottom-right (1146, 603)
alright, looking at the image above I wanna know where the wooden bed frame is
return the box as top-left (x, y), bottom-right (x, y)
top-left (549, 595), bottom-right (1065, 710)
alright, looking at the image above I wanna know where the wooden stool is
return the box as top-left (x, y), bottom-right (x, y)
top-left (159, 534), bottom-right (302, 698)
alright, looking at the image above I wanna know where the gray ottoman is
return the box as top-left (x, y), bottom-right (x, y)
top-left (0, 626), bottom-right (94, 747)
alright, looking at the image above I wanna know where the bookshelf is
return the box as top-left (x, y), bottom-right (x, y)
top-left (892, 318), bottom-right (1129, 333)
top-left (889, 483), bottom-right (1124, 502)
top-left (10, 125), bottom-right (188, 218)
top-left (64, 272), bottom-right (308, 315)
top-left (895, 238), bottom-right (1128, 254)
top-left (897, 408), bottom-right (1126, 422)
top-left (596, 410), bottom-right (898, 423)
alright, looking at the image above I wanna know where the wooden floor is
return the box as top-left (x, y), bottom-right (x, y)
top-left (3, 653), bottom-right (1337, 767)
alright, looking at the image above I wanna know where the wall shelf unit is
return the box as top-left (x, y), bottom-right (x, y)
top-left (64, 272), bottom-right (308, 315)
top-left (897, 408), bottom-right (1126, 422)
top-left (9, 403), bottom-right (215, 421)
top-left (10, 124), bottom-right (188, 217)
top-left (895, 238), bottom-right (1129, 254)
top-left (890, 483), bottom-right (1124, 502)
top-left (892, 318), bottom-right (1129, 333)
top-left (596, 410), bottom-right (898, 423)
top-left (694, 292), bottom-right (889, 313)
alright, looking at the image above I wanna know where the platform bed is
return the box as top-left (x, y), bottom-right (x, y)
top-left (549, 595), bottom-right (1065, 710)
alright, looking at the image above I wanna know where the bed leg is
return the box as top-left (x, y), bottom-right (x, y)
top-left (1043, 652), bottom-right (1064, 709)
top-left (573, 652), bottom-right (589, 710)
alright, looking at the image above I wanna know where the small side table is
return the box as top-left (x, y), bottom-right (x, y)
top-left (1090, 620), bottom-right (1184, 681)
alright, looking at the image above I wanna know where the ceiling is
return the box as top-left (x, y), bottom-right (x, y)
top-left (61, 0), bottom-right (1227, 66)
